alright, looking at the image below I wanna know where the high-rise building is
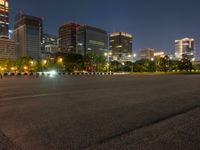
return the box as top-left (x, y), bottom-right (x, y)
top-left (42, 33), bottom-right (59, 49)
top-left (0, 38), bottom-right (17, 61)
top-left (77, 25), bottom-right (108, 55)
top-left (175, 38), bottom-right (195, 61)
top-left (140, 48), bottom-right (155, 60)
top-left (109, 32), bottom-right (133, 62)
top-left (13, 13), bottom-right (43, 59)
top-left (0, 0), bottom-right (9, 39)
top-left (59, 22), bottom-right (80, 54)
top-left (41, 33), bottom-right (59, 58)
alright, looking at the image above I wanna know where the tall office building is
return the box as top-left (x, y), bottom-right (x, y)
top-left (0, 38), bottom-right (17, 61)
top-left (42, 33), bottom-right (59, 53)
top-left (0, 0), bottom-right (17, 61)
top-left (109, 32), bottom-right (133, 62)
top-left (140, 48), bottom-right (155, 60)
top-left (13, 13), bottom-right (43, 59)
top-left (0, 0), bottom-right (9, 39)
top-left (175, 38), bottom-right (195, 61)
top-left (59, 22), bottom-right (80, 54)
top-left (77, 25), bottom-right (108, 55)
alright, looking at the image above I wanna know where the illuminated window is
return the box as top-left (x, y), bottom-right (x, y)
top-left (0, 0), bottom-right (4, 5)
top-left (5, 2), bottom-right (8, 7)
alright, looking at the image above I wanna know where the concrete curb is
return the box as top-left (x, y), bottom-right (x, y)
top-left (1, 72), bottom-right (114, 77)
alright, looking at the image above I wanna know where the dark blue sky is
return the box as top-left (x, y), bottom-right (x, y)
top-left (10, 0), bottom-right (200, 57)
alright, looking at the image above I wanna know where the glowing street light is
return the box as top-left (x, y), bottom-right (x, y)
top-left (11, 67), bottom-right (15, 71)
top-left (23, 66), bottom-right (28, 70)
top-left (0, 67), bottom-right (4, 71)
top-left (191, 58), bottom-right (195, 62)
top-left (151, 58), bottom-right (155, 61)
top-left (58, 58), bottom-right (63, 63)
top-left (43, 60), bottom-right (47, 65)
top-left (104, 52), bottom-right (112, 56)
top-left (30, 60), bottom-right (34, 65)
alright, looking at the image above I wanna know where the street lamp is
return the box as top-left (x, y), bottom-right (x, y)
top-left (11, 67), bottom-right (15, 71)
top-left (104, 52), bottom-right (112, 72)
top-left (57, 58), bottom-right (63, 64)
top-left (23, 66), bottom-right (28, 71)
top-left (30, 61), bottom-right (34, 65)
top-left (128, 53), bottom-right (137, 73)
top-left (43, 60), bottom-right (47, 65)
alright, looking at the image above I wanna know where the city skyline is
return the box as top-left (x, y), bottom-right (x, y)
top-left (9, 0), bottom-right (200, 59)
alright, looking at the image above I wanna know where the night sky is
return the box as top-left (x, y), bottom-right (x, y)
top-left (10, 0), bottom-right (200, 58)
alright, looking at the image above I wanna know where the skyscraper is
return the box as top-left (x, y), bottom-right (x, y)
top-left (175, 38), bottom-right (195, 61)
top-left (77, 25), bottom-right (108, 55)
top-left (0, 38), bottom-right (17, 61)
top-left (13, 13), bottom-right (43, 59)
top-left (59, 22), bottom-right (80, 54)
top-left (41, 33), bottom-right (59, 59)
top-left (109, 32), bottom-right (133, 62)
top-left (0, 0), bottom-right (9, 39)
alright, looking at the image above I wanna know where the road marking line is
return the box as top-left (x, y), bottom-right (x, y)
top-left (0, 92), bottom-right (68, 101)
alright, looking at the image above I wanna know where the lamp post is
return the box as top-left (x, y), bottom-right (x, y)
top-left (41, 59), bottom-right (47, 72)
top-left (104, 52), bottom-right (112, 72)
top-left (122, 62), bottom-right (125, 72)
top-left (128, 53), bottom-right (137, 73)
top-left (57, 57), bottom-right (64, 72)
top-left (23, 66), bottom-right (28, 72)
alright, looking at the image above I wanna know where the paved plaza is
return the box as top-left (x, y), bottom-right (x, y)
top-left (0, 75), bottom-right (200, 150)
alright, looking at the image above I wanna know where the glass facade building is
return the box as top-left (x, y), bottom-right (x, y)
top-left (42, 33), bottom-right (58, 49)
top-left (0, 0), bottom-right (9, 39)
top-left (41, 33), bottom-right (59, 59)
top-left (13, 13), bottom-right (43, 60)
top-left (175, 38), bottom-right (195, 61)
top-left (59, 23), bottom-right (80, 54)
top-left (77, 25), bottom-right (108, 55)
top-left (109, 32), bottom-right (133, 62)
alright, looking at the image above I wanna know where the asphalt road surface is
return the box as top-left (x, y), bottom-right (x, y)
top-left (0, 75), bottom-right (200, 150)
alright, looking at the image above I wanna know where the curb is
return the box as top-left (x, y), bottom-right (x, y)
top-left (1, 72), bottom-right (114, 77)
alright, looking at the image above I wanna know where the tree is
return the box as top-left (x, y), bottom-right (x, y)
top-left (133, 59), bottom-right (156, 72)
top-left (123, 61), bottom-right (133, 72)
top-left (110, 61), bottom-right (121, 72)
top-left (155, 56), bottom-right (171, 72)
top-left (178, 55), bottom-right (193, 72)
top-left (58, 53), bottom-right (84, 72)
top-left (84, 51), bottom-right (106, 72)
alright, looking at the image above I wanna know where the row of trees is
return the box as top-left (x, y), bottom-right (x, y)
top-left (0, 53), bottom-right (199, 73)
top-left (0, 52), bottom-right (107, 72)
top-left (113, 55), bottom-right (198, 72)
top-left (0, 56), bottom-right (64, 72)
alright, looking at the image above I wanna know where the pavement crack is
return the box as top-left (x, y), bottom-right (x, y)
top-left (83, 105), bottom-right (200, 149)
top-left (0, 130), bottom-right (22, 150)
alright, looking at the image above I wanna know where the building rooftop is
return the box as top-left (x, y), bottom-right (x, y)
top-left (110, 32), bottom-right (132, 38)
